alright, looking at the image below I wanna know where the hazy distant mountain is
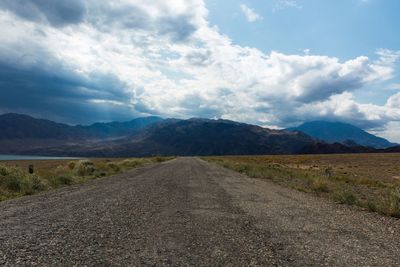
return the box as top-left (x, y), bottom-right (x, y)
top-left (287, 121), bottom-right (395, 149)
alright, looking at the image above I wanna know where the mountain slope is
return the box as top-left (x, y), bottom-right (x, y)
top-left (77, 116), bottom-right (163, 138)
top-left (0, 113), bottom-right (163, 140)
top-left (0, 113), bottom-right (81, 140)
top-left (296, 142), bottom-right (375, 154)
top-left (288, 121), bottom-right (395, 149)
top-left (0, 113), bottom-right (163, 154)
top-left (30, 118), bottom-right (319, 157)
top-left (127, 118), bottom-right (316, 156)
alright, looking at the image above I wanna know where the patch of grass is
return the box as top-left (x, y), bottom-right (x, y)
top-left (388, 189), bottom-right (400, 218)
top-left (57, 175), bottom-right (74, 185)
top-left (365, 201), bottom-right (378, 213)
top-left (204, 154), bottom-right (400, 218)
top-left (0, 156), bottom-right (174, 202)
top-left (119, 159), bottom-right (144, 169)
top-left (332, 189), bottom-right (357, 205)
top-left (311, 177), bottom-right (330, 193)
top-left (106, 162), bottom-right (121, 173)
top-left (155, 156), bottom-right (165, 163)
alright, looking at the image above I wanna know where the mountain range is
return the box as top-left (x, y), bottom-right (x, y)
top-left (0, 113), bottom-right (162, 155)
top-left (0, 113), bottom-right (163, 139)
top-left (0, 113), bottom-right (398, 157)
top-left (287, 121), bottom-right (395, 149)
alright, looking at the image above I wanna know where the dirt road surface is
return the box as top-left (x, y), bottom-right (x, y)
top-left (0, 157), bottom-right (399, 266)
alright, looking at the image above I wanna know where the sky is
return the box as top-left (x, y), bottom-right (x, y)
top-left (0, 0), bottom-right (399, 141)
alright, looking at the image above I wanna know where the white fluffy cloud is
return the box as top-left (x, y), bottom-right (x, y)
top-left (240, 4), bottom-right (263, 22)
top-left (0, 0), bottom-right (399, 140)
top-left (274, 0), bottom-right (302, 11)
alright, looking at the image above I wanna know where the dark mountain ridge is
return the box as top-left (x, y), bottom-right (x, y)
top-left (24, 118), bottom-right (316, 157)
top-left (297, 142), bottom-right (375, 154)
top-left (0, 113), bottom-right (81, 140)
top-left (76, 116), bottom-right (163, 138)
top-left (0, 113), bottom-right (163, 140)
top-left (123, 118), bottom-right (315, 156)
top-left (0, 113), bottom-right (164, 154)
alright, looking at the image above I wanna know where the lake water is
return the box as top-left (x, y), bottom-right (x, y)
top-left (0, 155), bottom-right (80, 161)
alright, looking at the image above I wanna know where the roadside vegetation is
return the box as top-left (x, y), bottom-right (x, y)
top-left (204, 154), bottom-right (400, 218)
top-left (0, 157), bottom-right (173, 201)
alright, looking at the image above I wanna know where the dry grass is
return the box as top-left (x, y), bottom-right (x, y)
top-left (204, 153), bottom-right (400, 218)
top-left (0, 157), bottom-right (174, 201)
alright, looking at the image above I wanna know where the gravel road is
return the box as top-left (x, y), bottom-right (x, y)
top-left (0, 157), bottom-right (399, 266)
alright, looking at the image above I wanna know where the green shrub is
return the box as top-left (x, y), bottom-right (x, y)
top-left (236, 165), bottom-right (250, 173)
top-left (366, 201), bottom-right (378, 212)
top-left (76, 160), bottom-right (95, 176)
top-left (97, 172), bottom-right (107, 177)
top-left (311, 177), bottom-right (330, 193)
top-left (155, 156), bottom-right (164, 162)
top-left (23, 175), bottom-right (48, 195)
top-left (5, 177), bottom-right (23, 191)
top-left (56, 175), bottom-right (74, 185)
top-left (29, 175), bottom-right (48, 192)
top-left (0, 165), bottom-right (27, 192)
top-left (119, 159), bottom-right (143, 168)
top-left (67, 161), bottom-right (76, 170)
top-left (332, 189), bottom-right (357, 205)
top-left (0, 165), bottom-right (8, 176)
top-left (0, 165), bottom-right (47, 195)
top-left (106, 162), bottom-right (120, 173)
top-left (388, 188), bottom-right (400, 218)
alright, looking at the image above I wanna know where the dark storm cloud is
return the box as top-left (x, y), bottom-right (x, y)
top-left (0, 0), bottom-right (200, 124)
top-left (0, 0), bottom-right (87, 27)
top-left (294, 75), bottom-right (365, 103)
top-left (0, 62), bottom-right (140, 124)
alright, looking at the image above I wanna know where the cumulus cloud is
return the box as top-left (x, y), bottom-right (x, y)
top-left (240, 4), bottom-right (263, 22)
top-left (288, 91), bottom-right (400, 131)
top-left (274, 0), bottom-right (302, 11)
top-left (0, 0), bottom-right (399, 141)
